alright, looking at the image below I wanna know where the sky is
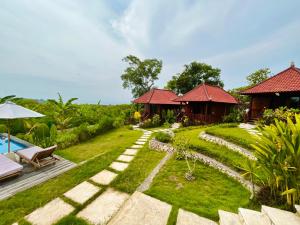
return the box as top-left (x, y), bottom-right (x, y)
top-left (1, 0), bottom-right (300, 104)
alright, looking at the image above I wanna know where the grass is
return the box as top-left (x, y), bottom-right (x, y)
top-left (205, 124), bottom-right (258, 150)
top-left (112, 145), bottom-right (166, 193)
top-left (175, 127), bottom-right (249, 171)
top-left (0, 128), bottom-right (142, 225)
top-left (56, 127), bottom-right (141, 163)
top-left (145, 156), bottom-right (257, 221)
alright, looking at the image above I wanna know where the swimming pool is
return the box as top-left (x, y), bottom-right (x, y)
top-left (0, 136), bottom-right (27, 154)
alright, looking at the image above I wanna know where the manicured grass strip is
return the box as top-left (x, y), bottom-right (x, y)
top-left (111, 146), bottom-right (166, 194)
top-left (56, 127), bottom-right (141, 163)
top-left (0, 129), bottom-right (142, 225)
top-left (205, 125), bottom-right (257, 150)
top-left (145, 156), bottom-right (255, 221)
top-left (167, 206), bottom-right (179, 225)
top-left (175, 127), bottom-right (248, 172)
top-left (55, 215), bottom-right (89, 225)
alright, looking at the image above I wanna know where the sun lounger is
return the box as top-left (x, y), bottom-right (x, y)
top-left (0, 154), bottom-right (23, 181)
top-left (16, 145), bottom-right (58, 169)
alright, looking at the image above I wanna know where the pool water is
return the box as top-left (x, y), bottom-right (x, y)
top-left (0, 138), bottom-right (26, 154)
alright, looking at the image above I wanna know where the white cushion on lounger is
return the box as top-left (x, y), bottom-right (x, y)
top-left (17, 146), bottom-right (44, 160)
top-left (0, 154), bottom-right (23, 178)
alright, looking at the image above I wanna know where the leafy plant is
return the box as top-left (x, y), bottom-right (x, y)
top-left (253, 116), bottom-right (300, 208)
top-left (161, 109), bottom-right (176, 124)
top-left (258, 107), bottom-right (300, 126)
top-left (155, 131), bottom-right (173, 143)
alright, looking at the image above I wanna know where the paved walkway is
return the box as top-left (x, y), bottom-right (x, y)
top-left (20, 127), bottom-right (153, 225)
top-left (239, 123), bottom-right (260, 135)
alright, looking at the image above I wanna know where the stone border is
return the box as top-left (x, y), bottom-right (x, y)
top-left (149, 139), bottom-right (259, 193)
top-left (199, 131), bottom-right (256, 160)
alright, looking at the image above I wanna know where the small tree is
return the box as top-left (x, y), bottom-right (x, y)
top-left (166, 61), bottom-right (223, 94)
top-left (0, 95), bottom-right (16, 104)
top-left (121, 55), bottom-right (162, 98)
top-left (247, 68), bottom-right (270, 86)
top-left (174, 136), bottom-right (197, 181)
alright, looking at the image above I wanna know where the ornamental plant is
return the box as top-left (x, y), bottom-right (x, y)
top-left (253, 115), bottom-right (300, 208)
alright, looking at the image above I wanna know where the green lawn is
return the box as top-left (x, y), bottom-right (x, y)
top-left (56, 127), bottom-right (141, 163)
top-left (205, 124), bottom-right (258, 150)
top-left (145, 156), bottom-right (256, 221)
top-left (175, 127), bottom-right (249, 171)
top-left (112, 145), bottom-right (166, 193)
top-left (0, 128), bottom-right (142, 225)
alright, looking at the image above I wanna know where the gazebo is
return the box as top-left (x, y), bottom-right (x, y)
top-left (133, 88), bottom-right (180, 120)
top-left (174, 84), bottom-right (238, 123)
top-left (241, 63), bottom-right (300, 120)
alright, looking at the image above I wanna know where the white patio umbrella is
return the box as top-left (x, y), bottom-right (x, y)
top-left (0, 101), bottom-right (44, 152)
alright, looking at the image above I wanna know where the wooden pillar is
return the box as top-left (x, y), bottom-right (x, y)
top-left (205, 102), bottom-right (208, 123)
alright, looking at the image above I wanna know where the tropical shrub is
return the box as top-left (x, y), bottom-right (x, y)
top-left (258, 107), bottom-right (300, 126)
top-left (140, 119), bottom-right (152, 128)
top-left (56, 132), bottom-right (79, 149)
top-left (133, 111), bottom-right (141, 123)
top-left (223, 108), bottom-right (245, 123)
top-left (0, 124), bottom-right (7, 133)
top-left (155, 131), bottom-right (173, 143)
top-left (151, 114), bottom-right (161, 127)
top-left (162, 110), bottom-right (176, 124)
top-left (253, 116), bottom-right (300, 208)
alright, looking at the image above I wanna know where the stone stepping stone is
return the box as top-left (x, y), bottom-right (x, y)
top-left (124, 149), bottom-right (138, 156)
top-left (64, 181), bottom-right (100, 204)
top-left (131, 145), bottom-right (143, 149)
top-left (108, 191), bottom-right (171, 225)
top-left (177, 209), bottom-right (217, 225)
top-left (117, 155), bottom-right (134, 163)
top-left (25, 198), bottom-right (74, 225)
top-left (77, 188), bottom-right (129, 225)
top-left (138, 138), bottom-right (148, 142)
top-left (90, 169), bottom-right (118, 186)
top-left (110, 162), bottom-right (129, 171)
top-left (135, 141), bottom-right (146, 145)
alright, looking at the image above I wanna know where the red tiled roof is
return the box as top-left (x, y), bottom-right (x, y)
top-left (242, 65), bottom-right (300, 94)
top-left (174, 84), bottom-right (237, 104)
top-left (133, 88), bottom-right (180, 105)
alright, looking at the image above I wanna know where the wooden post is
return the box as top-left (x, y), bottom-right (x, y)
top-left (205, 102), bottom-right (208, 123)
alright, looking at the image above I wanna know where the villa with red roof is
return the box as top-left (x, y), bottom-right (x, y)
top-left (242, 63), bottom-right (300, 120)
top-left (175, 84), bottom-right (237, 123)
top-left (133, 88), bottom-right (180, 119)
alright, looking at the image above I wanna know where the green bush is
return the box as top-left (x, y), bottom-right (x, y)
top-left (258, 107), bottom-right (300, 126)
top-left (254, 116), bottom-right (300, 208)
top-left (56, 132), bottom-right (79, 149)
top-left (0, 124), bottom-right (7, 133)
top-left (162, 110), bottom-right (176, 124)
top-left (113, 116), bottom-right (125, 128)
top-left (155, 131), bottom-right (173, 143)
top-left (152, 114), bottom-right (161, 127)
top-left (140, 119), bottom-right (152, 128)
top-left (223, 108), bottom-right (245, 123)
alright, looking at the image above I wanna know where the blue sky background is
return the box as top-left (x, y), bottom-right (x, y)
top-left (1, 0), bottom-right (300, 104)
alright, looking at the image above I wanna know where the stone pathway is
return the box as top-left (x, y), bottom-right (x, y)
top-left (117, 154), bottom-right (134, 162)
top-left (77, 188), bottom-right (129, 225)
top-left (110, 162), bottom-right (129, 171)
top-left (63, 181), bottom-right (100, 204)
top-left (90, 169), bottom-right (118, 185)
top-left (123, 149), bottom-right (138, 155)
top-left (239, 123), bottom-right (260, 135)
top-left (177, 209), bottom-right (217, 225)
top-left (107, 191), bottom-right (172, 225)
top-left (199, 131), bottom-right (256, 160)
top-left (25, 198), bottom-right (74, 225)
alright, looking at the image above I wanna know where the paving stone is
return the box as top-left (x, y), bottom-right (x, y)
top-left (131, 145), bottom-right (143, 149)
top-left (138, 138), bottom-right (148, 142)
top-left (177, 209), bottom-right (217, 225)
top-left (262, 205), bottom-right (300, 225)
top-left (117, 155), bottom-right (134, 162)
top-left (218, 210), bottom-right (242, 225)
top-left (124, 149), bottom-right (138, 155)
top-left (77, 188), bottom-right (129, 225)
top-left (64, 181), bottom-right (100, 204)
top-left (108, 191), bottom-right (171, 225)
top-left (110, 162), bottom-right (129, 171)
top-left (90, 169), bottom-right (118, 185)
top-left (135, 141), bottom-right (146, 145)
top-left (25, 198), bottom-right (74, 225)
top-left (238, 208), bottom-right (271, 225)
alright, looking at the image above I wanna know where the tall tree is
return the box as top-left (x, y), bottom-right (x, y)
top-left (166, 62), bottom-right (223, 94)
top-left (246, 68), bottom-right (270, 86)
top-left (121, 55), bottom-right (162, 98)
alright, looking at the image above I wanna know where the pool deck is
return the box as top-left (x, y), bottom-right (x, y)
top-left (0, 155), bottom-right (76, 200)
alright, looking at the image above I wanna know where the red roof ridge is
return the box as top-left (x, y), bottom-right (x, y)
top-left (242, 65), bottom-right (300, 94)
top-left (203, 84), bottom-right (212, 101)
